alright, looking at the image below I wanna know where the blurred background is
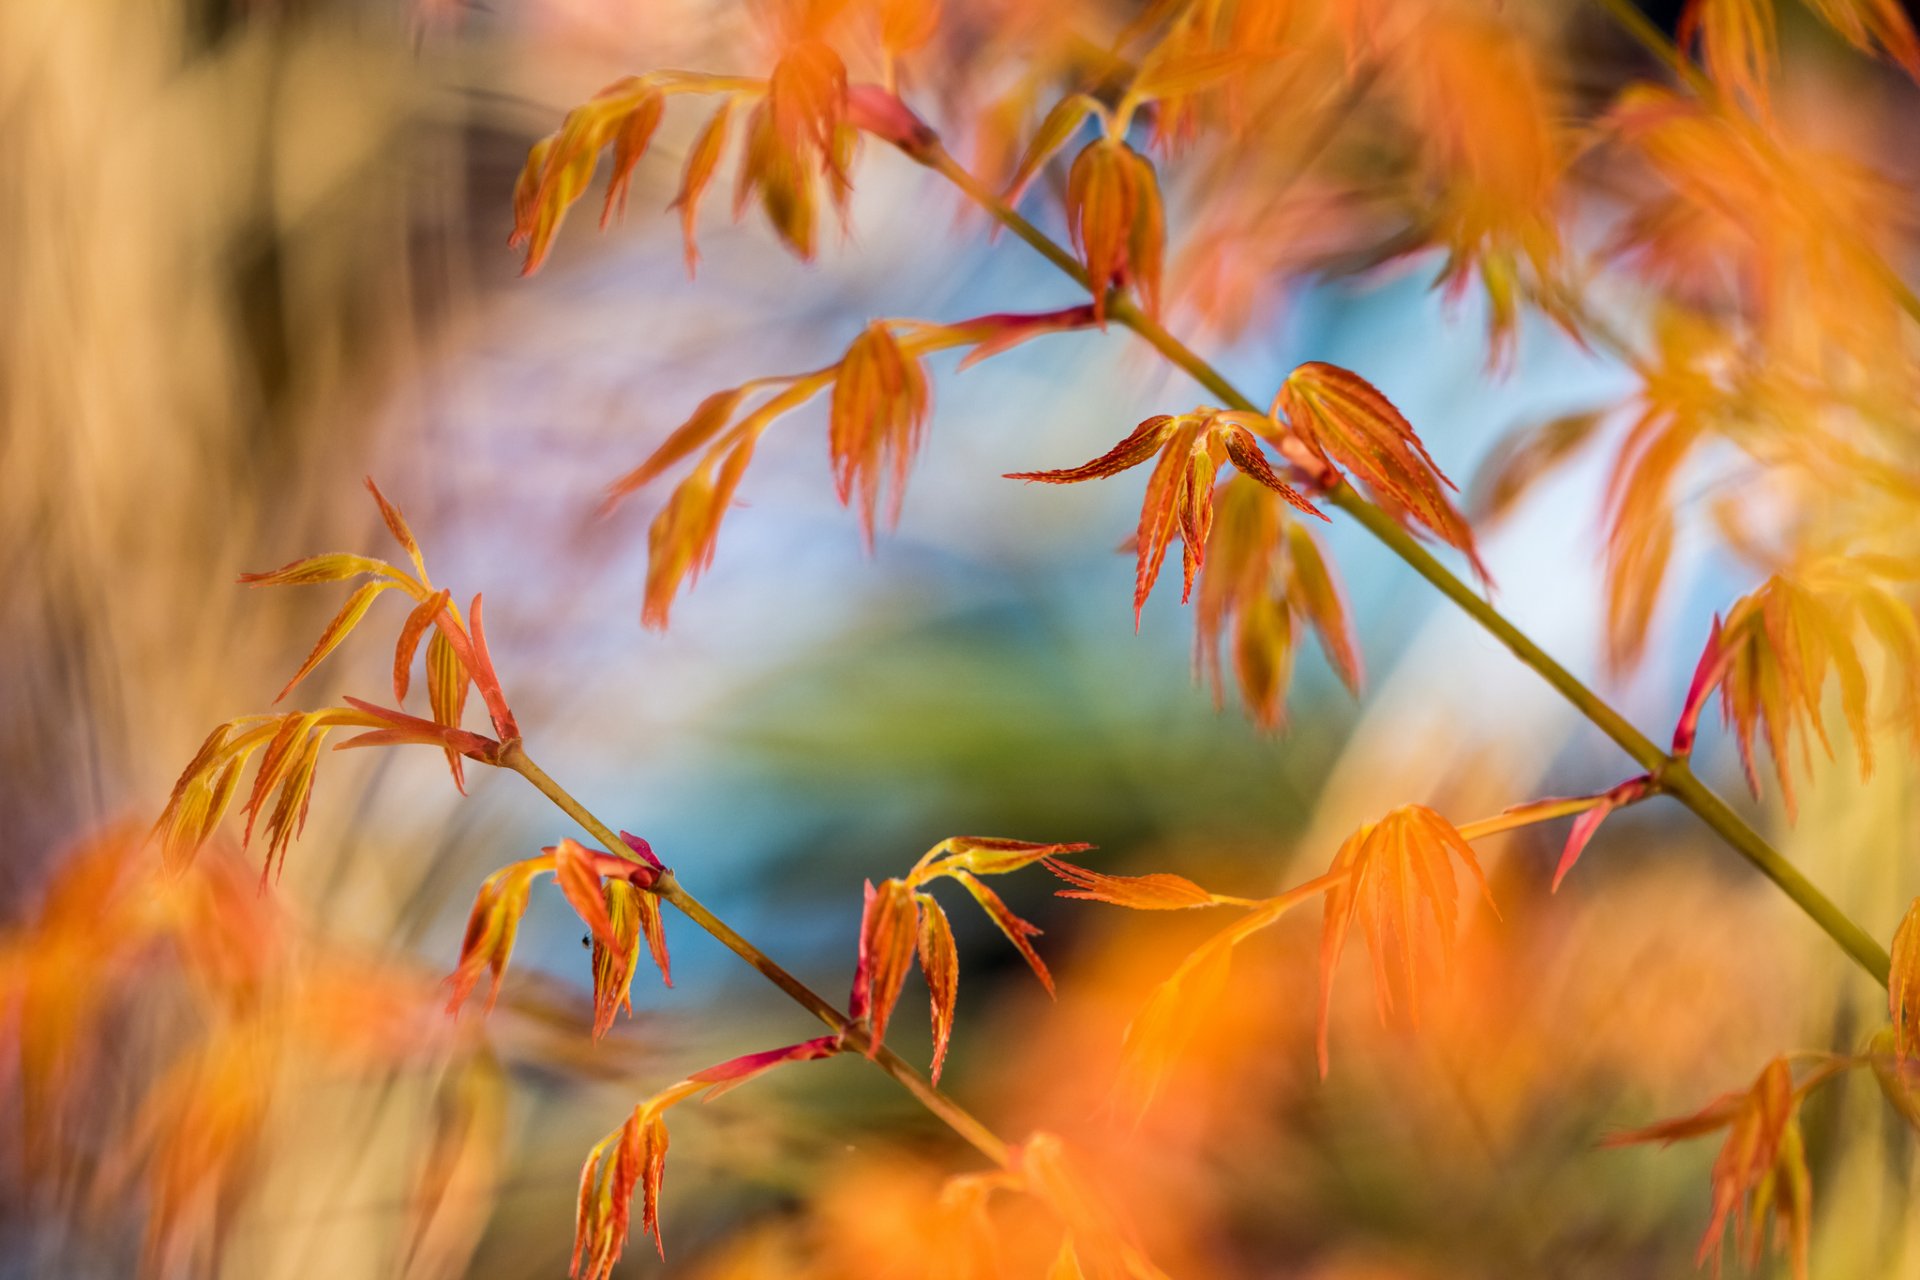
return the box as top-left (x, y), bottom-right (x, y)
top-left (3, 0), bottom-right (1918, 1276)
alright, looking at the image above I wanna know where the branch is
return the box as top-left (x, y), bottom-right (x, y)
top-left (494, 741), bottom-right (1014, 1166)
top-left (902, 138), bottom-right (1891, 988)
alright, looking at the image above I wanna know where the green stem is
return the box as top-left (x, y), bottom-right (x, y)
top-left (913, 142), bottom-right (1892, 988)
top-left (497, 742), bottom-right (1013, 1166)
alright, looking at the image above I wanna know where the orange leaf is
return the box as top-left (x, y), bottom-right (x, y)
top-left (553, 838), bottom-right (618, 953)
top-left (512, 76), bottom-right (669, 274)
top-left (364, 476), bottom-right (430, 582)
top-left (671, 100), bottom-right (733, 274)
top-left (591, 881), bottom-right (645, 1039)
top-left (852, 878), bottom-right (920, 1053)
top-left (1012, 411), bottom-right (1321, 627)
top-left (1806, 0), bottom-right (1920, 80)
top-left (392, 588), bottom-right (452, 707)
top-left (601, 90), bottom-right (666, 229)
top-left (1317, 805), bottom-right (1496, 1076)
top-left (1065, 140), bottom-right (1163, 321)
top-left (917, 893), bottom-right (960, 1084)
top-left (1679, 0), bottom-right (1777, 110)
top-left (1274, 362), bottom-right (1485, 579)
top-left (573, 1101), bottom-right (671, 1277)
top-left (603, 387), bottom-right (749, 511)
top-left (951, 869), bottom-right (1052, 997)
top-left (830, 323), bottom-right (932, 544)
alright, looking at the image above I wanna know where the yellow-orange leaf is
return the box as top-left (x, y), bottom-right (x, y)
top-left (1195, 478), bottom-right (1361, 731)
top-left (1317, 804), bottom-right (1496, 1076)
top-left (592, 881), bottom-right (645, 1039)
top-left (272, 580), bottom-right (393, 704)
top-left (1005, 95), bottom-right (1098, 203)
top-left (573, 1101), bottom-right (671, 1278)
top-left (642, 438), bottom-right (757, 629)
top-left (238, 552), bottom-right (402, 589)
top-left (512, 76), bottom-right (669, 274)
top-left (445, 856), bottom-right (548, 1015)
top-left (425, 627), bottom-right (472, 791)
top-left (919, 835), bottom-right (1097, 880)
top-left (603, 387), bottom-right (750, 511)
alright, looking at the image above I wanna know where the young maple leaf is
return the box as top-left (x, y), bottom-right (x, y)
top-left (1605, 1057), bottom-right (1832, 1280)
top-left (445, 839), bottom-right (667, 1025)
top-left (1273, 363), bottom-right (1486, 581)
top-left (1007, 409), bottom-right (1325, 627)
top-left (573, 1036), bottom-right (843, 1276)
top-left (1316, 804), bottom-right (1497, 1076)
top-left (847, 838), bottom-right (1093, 1082)
top-left (510, 76), bottom-right (669, 274)
top-left (830, 322), bottom-right (932, 545)
top-left (1194, 476), bottom-right (1361, 731)
top-left (1716, 574), bottom-right (1875, 820)
top-left (1065, 138), bottom-right (1165, 322)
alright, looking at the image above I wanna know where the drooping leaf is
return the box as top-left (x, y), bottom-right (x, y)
top-left (917, 893), bottom-right (960, 1084)
top-left (1605, 1057), bottom-right (1829, 1280)
top-left (272, 580), bottom-right (392, 704)
top-left (671, 99), bottom-right (734, 274)
top-left (852, 878), bottom-right (920, 1053)
top-left (951, 869), bottom-right (1053, 997)
top-left (444, 856), bottom-right (549, 1015)
top-left (1317, 805), bottom-right (1496, 1075)
top-left (829, 323), bottom-right (932, 544)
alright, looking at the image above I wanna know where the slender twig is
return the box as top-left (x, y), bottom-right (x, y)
top-left (494, 741), bottom-right (1013, 1166)
top-left (907, 140), bottom-right (1892, 988)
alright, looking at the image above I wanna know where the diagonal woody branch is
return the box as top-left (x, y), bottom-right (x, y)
top-left (493, 741), bottom-right (1013, 1165)
top-left (898, 136), bottom-right (1890, 988)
